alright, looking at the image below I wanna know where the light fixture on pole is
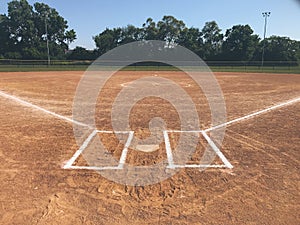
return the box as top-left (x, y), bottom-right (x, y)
top-left (261, 12), bottom-right (271, 67)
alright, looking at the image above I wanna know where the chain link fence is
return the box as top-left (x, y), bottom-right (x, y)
top-left (0, 59), bottom-right (299, 73)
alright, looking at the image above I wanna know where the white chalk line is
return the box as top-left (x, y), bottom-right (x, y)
top-left (63, 130), bottom-right (98, 169)
top-left (1, 89), bottom-right (298, 134)
top-left (65, 129), bottom-right (232, 170)
top-left (1, 89), bottom-right (298, 171)
top-left (205, 96), bottom-right (300, 132)
top-left (67, 165), bottom-right (122, 170)
top-left (64, 130), bottom-right (133, 169)
top-left (163, 131), bottom-right (175, 168)
top-left (118, 131), bottom-right (134, 168)
top-left (0, 90), bottom-right (89, 128)
top-left (201, 131), bottom-right (233, 169)
top-left (172, 164), bottom-right (228, 168)
top-left (165, 130), bottom-right (232, 169)
top-left (66, 164), bottom-right (228, 170)
top-left (1, 89), bottom-right (298, 133)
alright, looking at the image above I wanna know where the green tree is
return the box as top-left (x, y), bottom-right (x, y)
top-left (94, 28), bottom-right (122, 55)
top-left (201, 21), bottom-right (223, 60)
top-left (142, 18), bottom-right (158, 40)
top-left (0, 14), bottom-right (12, 57)
top-left (7, 0), bottom-right (36, 50)
top-left (157, 15), bottom-right (186, 46)
top-left (119, 25), bottom-right (143, 44)
top-left (65, 29), bottom-right (77, 49)
top-left (33, 2), bottom-right (70, 58)
top-left (67, 46), bottom-right (95, 60)
top-left (222, 24), bottom-right (259, 61)
top-left (297, 41), bottom-right (300, 62)
top-left (178, 27), bottom-right (203, 57)
top-left (255, 36), bottom-right (299, 65)
top-left (1, 0), bottom-right (76, 59)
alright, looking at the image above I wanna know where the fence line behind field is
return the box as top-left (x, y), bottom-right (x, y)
top-left (0, 59), bottom-right (299, 73)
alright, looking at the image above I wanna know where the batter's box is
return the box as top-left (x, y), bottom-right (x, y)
top-left (164, 130), bottom-right (233, 169)
top-left (63, 130), bottom-right (134, 170)
top-left (63, 130), bottom-right (233, 170)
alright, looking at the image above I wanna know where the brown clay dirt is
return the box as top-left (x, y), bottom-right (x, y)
top-left (0, 71), bottom-right (299, 224)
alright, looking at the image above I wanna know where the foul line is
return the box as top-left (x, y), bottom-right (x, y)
top-left (1, 89), bottom-right (299, 171)
top-left (205, 96), bottom-right (300, 132)
top-left (0, 90), bottom-right (89, 128)
top-left (1, 89), bottom-right (299, 135)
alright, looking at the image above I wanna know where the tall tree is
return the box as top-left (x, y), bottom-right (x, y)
top-left (177, 27), bottom-right (203, 57)
top-left (157, 15), bottom-right (186, 47)
top-left (201, 21), bottom-right (223, 60)
top-left (0, 14), bottom-right (12, 57)
top-left (119, 25), bottom-right (143, 44)
top-left (142, 18), bottom-right (158, 40)
top-left (222, 24), bottom-right (259, 61)
top-left (93, 28), bottom-right (122, 55)
top-left (1, 0), bottom-right (76, 59)
top-left (65, 29), bottom-right (77, 49)
top-left (7, 0), bottom-right (36, 48)
top-left (33, 2), bottom-right (69, 45)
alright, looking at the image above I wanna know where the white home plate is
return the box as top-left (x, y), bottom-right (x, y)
top-left (135, 144), bottom-right (159, 152)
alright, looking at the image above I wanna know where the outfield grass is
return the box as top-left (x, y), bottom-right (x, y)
top-left (0, 64), bottom-right (299, 74)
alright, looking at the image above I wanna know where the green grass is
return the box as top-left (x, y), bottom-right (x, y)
top-left (0, 64), bottom-right (89, 72)
top-left (0, 64), bottom-right (299, 74)
top-left (210, 65), bottom-right (300, 74)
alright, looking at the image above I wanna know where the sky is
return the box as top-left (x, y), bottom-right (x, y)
top-left (1, 0), bottom-right (300, 50)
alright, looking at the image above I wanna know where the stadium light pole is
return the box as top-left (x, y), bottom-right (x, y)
top-left (45, 11), bottom-right (51, 66)
top-left (261, 12), bottom-right (271, 67)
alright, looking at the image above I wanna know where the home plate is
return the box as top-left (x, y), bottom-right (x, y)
top-left (135, 144), bottom-right (159, 152)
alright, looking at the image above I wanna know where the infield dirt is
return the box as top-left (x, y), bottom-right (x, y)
top-left (0, 71), bottom-right (299, 224)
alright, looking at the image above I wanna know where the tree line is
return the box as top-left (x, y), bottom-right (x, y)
top-left (0, 0), bottom-right (76, 60)
top-left (1, 0), bottom-right (300, 64)
top-left (92, 16), bottom-right (300, 64)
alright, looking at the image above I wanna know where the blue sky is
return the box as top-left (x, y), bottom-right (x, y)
top-left (1, 0), bottom-right (300, 49)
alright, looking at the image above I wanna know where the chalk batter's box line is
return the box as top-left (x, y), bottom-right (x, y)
top-left (63, 130), bottom-right (134, 170)
top-left (0, 90), bottom-right (299, 171)
top-left (63, 129), bottom-right (233, 170)
top-left (164, 130), bottom-right (233, 169)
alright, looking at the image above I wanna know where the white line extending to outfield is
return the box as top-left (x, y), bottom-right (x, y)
top-left (205, 96), bottom-right (300, 132)
top-left (0, 90), bottom-right (89, 128)
top-left (0, 89), bottom-right (299, 171)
